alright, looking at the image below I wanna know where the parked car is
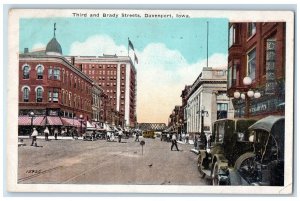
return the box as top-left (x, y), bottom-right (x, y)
top-left (236, 115), bottom-right (285, 186)
top-left (197, 118), bottom-right (257, 185)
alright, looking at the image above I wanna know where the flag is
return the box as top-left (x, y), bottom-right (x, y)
top-left (134, 53), bottom-right (138, 64)
top-left (128, 38), bottom-right (134, 51)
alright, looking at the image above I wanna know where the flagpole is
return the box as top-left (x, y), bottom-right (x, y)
top-left (206, 21), bottom-right (209, 68)
top-left (128, 37), bottom-right (129, 56)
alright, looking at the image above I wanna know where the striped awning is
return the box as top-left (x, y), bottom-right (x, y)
top-left (18, 116), bottom-right (46, 126)
top-left (61, 117), bottom-right (84, 127)
top-left (46, 116), bottom-right (63, 126)
top-left (86, 121), bottom-right (96, 130)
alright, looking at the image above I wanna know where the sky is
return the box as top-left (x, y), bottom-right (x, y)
top-left (20, 17), bottom-right (228, 124)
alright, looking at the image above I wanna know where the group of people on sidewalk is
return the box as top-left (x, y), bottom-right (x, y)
top-left (30, 127), bottom-right (60, 147)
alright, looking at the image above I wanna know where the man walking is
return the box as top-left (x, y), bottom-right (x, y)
top-left (171, 133), bottom-right (179, 151)
top-left (54, 128), bottom-right (58, 140)
top-left (44, 127), bottom-right (49, 141)
top-left (31, 127), bottom-right (38, 147)
top-left (135, 131), bottom-right (140, 142)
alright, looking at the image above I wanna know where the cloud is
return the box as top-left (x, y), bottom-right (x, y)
top-left (137, 45), bottom-right (227, 124)
top-left (69, 35), bottom-right (127, 56)
top-left (69, 35), bottom-right (227, 124)
top-left (32, 43), bottom-right (45, 50)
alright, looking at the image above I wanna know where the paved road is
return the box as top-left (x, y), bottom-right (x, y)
top-left (18, 137), bottom-right (209, 185)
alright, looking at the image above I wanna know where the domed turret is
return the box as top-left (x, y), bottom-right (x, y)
top-left (45, 23), bottom-right (63, 56)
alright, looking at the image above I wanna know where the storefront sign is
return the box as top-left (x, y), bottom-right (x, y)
top-left (265, 39), bottom-right (276, 95)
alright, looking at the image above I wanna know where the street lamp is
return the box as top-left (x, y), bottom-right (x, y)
top-left (79, 114), bottom-right (84, 135)
top-left (29, 111), bottom-right (35, 137)
top-left (233, 76), bottom-right (261, 118)
top-left (200, 105), bottom-right (209, 136)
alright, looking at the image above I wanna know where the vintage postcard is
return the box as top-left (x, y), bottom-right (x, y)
top-left (6, 9), bottom-right (294, 194)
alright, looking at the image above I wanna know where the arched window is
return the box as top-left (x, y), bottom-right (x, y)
top-left (23, 65), bottom-right (30, 79)
top-left (35, 86), bottom-right (44, 102)
top-left (22, 86), bottom-right (30, 102)
top-left (36, 65), bottom-right (44, 79)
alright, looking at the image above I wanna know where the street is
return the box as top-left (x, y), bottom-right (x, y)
top-left (18, 137), bottom-right (209, 185)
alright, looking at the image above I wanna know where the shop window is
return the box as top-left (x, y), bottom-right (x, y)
top-left (217, 103), bottom-right (228, 119)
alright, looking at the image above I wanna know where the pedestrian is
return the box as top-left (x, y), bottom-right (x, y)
top-left (171, 133), bottom-right (179, 151)
top-left (106, 131), bottom-right (111, 141)
top-left (167, 133), bottom-right (170, 142)
top-left (31, 127), bottom-right (38, 147)
top-left (118, 130), bottom-right (122, 143)
top-left (186, 133), bottom-right (189, 144)
top-left (44, 127), bottom-right (49, 141)
top-left (92, 130), bottom-right (96, 141)
top-left (61, 128), bottom-right (66, 138)
top-left (135, 132), bottom-right (140, 142)
top-left (54, 128), bottom-right (58, 140)
top-left (181, 133), bottom-right (186, 142)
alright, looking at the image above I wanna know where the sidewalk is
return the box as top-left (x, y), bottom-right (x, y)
top-left (176, 140), bottom-right (194, 145)
top-left (18, 136), bottom-right (83, 140)
top-left (176, 140), bottom-right (199, 154)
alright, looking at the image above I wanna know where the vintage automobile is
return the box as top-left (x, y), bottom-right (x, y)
top-left (197, 118), bottom-right (257, 185)
top-left (236, 115), bottom-right (285, 186)
top-left (143, 130), bottom-right (155, 138)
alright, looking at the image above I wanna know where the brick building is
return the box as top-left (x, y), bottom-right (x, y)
top-left (66, 55), bottom-right (137, 127)
top-left (19, 33), bottom-right (99, 134)
top-left (227, 22), bottom-right (285, 118)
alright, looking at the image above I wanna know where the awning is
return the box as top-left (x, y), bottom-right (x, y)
top-left (46, 116), bottom-right (63, 126)
top-left (86, 121), bottom-right (96, 130)
top-left (18, 116), bottom-right (46, 126)
top-left (91, 122), bottom-right (104, 131)
top-left (61, 117), bottom-right (83, 127)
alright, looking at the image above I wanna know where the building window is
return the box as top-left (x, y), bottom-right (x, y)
top-left (247, 23), bottom-right (256, 38)
top-left (53, 68), bottom-right (60, 80)
top-left (48, 91), bottom-right (52, 102)
top-left (23, 65), bottom-right (30, 79)
top-left (36, 65), bottom-right (43, 79)
top-left (36, 87), bottom-right (43, 102)
top-left (53, 89), bottom-right (59, 103)
top-left (217, 103), bottom-right (228, 119)
top-left (228, 66), bottom-right (232, 88)
top-left (22, 87), bottom-right (30, 102)
top-left (48, 68), bottom-right (53, 79)
top-left (62, 91), bottom-right (64, 104)
top-left (229, 25), bottom-right (236, 47)
top-left (247, 48), bottom-right (256, 80)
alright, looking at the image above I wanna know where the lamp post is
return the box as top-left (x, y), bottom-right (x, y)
top-left (79, 114), bottom-right (83, 135)
top-left (233, 77), bottom-right (261, 118)
top-left (200, 105), bottom-right (209, 136)
top-left (29, 111), bottom-right (35, 137)
top-left (199, 106), bottom-right (209, 150)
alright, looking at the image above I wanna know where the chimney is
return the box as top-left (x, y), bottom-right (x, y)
top-left (24, 48), bottom-right (29, 53)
